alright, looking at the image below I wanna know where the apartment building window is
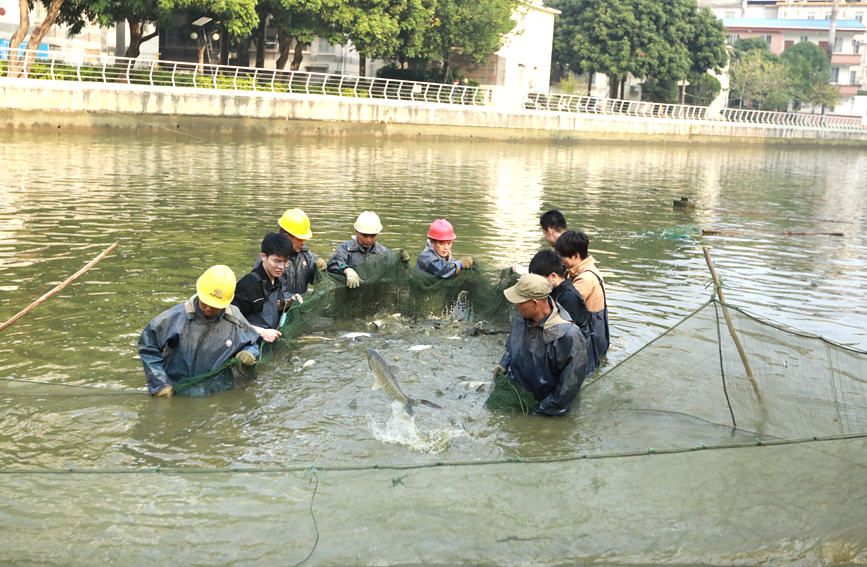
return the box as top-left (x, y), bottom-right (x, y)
top-left (800, 36), bottom-right (809, 43)
top-left (856, 40), bottom-right (862, 54)
top-left (807, 12), bottom-right (815, 20)
top-left (760, 34), bottom-right (772, 48)
top-left (856, 13), bottom-right (864, 22)
top-left (834, 37), bottom-right (844, 53)
top-left (831, 67), bottom-right (840, 82)
top-left (728, 33), bottom-right (739, 43)
top-left (851, 71), bottom-right (857, 85)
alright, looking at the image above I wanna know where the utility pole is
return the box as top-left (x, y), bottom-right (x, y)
top-left (741, 0), bottom-right (748, 17)
top-left (827, 0), bottom-right (840, 59)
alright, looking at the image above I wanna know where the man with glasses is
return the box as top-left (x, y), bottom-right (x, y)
top-left (233, 232), bottom-right (302, 343)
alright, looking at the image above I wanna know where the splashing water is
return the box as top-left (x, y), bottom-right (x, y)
top-left (370, 401), bottom-right (466, 454)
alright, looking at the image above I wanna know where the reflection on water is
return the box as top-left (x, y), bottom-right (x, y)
top-left (0, 131), bottom-right (865, 563)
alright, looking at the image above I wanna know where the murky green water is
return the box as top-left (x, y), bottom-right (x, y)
top-left (1, 130), bottom-right (865, 565)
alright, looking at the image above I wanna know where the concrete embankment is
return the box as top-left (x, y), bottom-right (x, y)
top-left (2, 78), bottom-right (866, 145)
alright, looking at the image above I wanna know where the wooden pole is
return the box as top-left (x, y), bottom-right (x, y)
top-left (0, 242), bottom-right (119, 334)
top-left (702, 246), bottom-right (763, 403)
top-left (702, 229), bottom-right (844, 237)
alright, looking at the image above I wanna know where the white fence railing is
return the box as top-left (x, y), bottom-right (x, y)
top-left (2, 48), bottom-right (864, 132)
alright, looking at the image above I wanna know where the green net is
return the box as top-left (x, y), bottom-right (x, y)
top-left (484, 373), bottom-right (539, 414)
top-left (258, 259), bottom-right (517, 364)
top-left (587, 298), bottom-right (867, 439)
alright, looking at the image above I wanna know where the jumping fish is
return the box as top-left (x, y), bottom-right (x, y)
top-left (366, 348), bottom-right (442, 416)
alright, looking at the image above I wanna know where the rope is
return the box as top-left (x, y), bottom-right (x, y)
top-left (293, 467), bottom-right (320, 567)
top-left (713, 301), bottom-right (737, 429)
top-left (2, 432), bottom-right (863, 476)
top-left (0, 376), bottom-right (144, 394)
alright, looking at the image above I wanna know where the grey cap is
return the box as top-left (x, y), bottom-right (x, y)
top-left (504, 274), bottom-right (552, 304)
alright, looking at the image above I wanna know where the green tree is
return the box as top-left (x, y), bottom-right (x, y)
top-left (728, 49), bottom-right (789, 110)
top-left (328, 0), bottom-right (406, 75)
top-left (426, 0), bottom-right (516, 82)
top-left (782, 41), bottom-right (839, 111)
top-left (551, 0), bottom-right (726, 100)
top-left (732, 36), bottom-right (773, 56)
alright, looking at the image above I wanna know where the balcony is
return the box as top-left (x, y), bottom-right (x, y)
top-left (836, 84), bottom-right (860, 95)
top-left (831, 53), bottom-right (862, 65)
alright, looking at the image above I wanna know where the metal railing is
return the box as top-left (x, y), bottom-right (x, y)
top-left (2, 48), bottom-right (864, 132)
top-left (524, 91), bottom-right (865, 132)
top-left (0, 48), bottom-right (493, 107)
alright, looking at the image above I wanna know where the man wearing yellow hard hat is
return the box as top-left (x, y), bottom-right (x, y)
top-left (258, 208), bottom-right (327, 296)
top-left (326, 211), bottom-right (410, 288)
top-left (138, 265), bottom-right (260, 398)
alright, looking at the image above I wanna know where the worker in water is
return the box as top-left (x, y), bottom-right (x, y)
top-left (491, 273), bottom-right (588, 416)
top-left (234, 232), bottom-right (303, 343)
top-left (258, 208), bottom-right (326, 296)
top-left (540, 209), bottom-right (568, 247)
top-left (528, 248), bottom-right (597, 375)
top-left (514, 209), bottom-right (569, 274)
top-left (138, 265), bottom-right (260, 398)
top-left (554, 230), bottom-right (609, 360)
top-left (327, 211), bottom-right (410, 288)
top-left (415, 218), bottom-right (473, 278)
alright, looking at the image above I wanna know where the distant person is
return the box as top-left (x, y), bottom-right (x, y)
top-left (327, 211), bottom-right (410, 288)
top-left (514, 209), bottom-right (569, 274)
top-left (540, 209), bottom-right (568, 247)
top-left (554, 230), bottom-right (609, 359)
top-left (528, 248), bottom-right (597, 375)
top-left (235, 232), bottom-right (303, 344)
top-left (138, 265), bottom-right (259, 398)
top-left (416, 218), bottom-right (473, 278)
top-left (490, 274), bottom-right (588, 416)
top-left (256, 208), bottom-right (326, 296)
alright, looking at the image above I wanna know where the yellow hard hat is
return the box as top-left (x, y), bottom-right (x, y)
top-left (354, 211), bottom-right (383, 234)
top-left (196, 265), bottom-right (236, 309)
top-left (278, 208), bottom-right (313, 240)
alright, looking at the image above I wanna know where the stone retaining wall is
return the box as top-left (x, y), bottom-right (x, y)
top-left (3, 78), bottom-right (866, 145)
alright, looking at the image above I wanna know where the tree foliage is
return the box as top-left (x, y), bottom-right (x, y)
top-left (782, 41), bottom-right (839, 110)
top-left (550, 0), bottom-right (727, 99)
top-left (728, 49), bottom-right (790, 110)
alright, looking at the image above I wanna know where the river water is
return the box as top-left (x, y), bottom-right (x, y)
top-left (1, 130), bottom-right (865, 565)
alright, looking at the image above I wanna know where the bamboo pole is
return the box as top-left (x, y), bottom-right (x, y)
top-left (0, 242), bottom-right (119, 334)
top-left (702, 229), bottom-right (844, 237)
top-left (702, 246), bottom-right (763, 403)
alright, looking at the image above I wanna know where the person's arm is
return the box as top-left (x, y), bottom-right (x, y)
top-left (557, 291), bottom-right (590, 327)
top-left (137, 318), bottom-right (176, 395)
top-left (327, 243), bottom-right (350, 274)
top-left (417, 249), bottom-right (461, 279)
top-left (231, 275), bottom-right (261, 318)
top-left (534, 333), bottom-right (587, 416)
top-left (251, 324), bottom-right (281, 343)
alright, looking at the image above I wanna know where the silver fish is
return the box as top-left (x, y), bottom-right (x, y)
top-left (366, 348), bottom-right (442, 416)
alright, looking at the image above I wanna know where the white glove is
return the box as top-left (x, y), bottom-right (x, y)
top-left (289, 293), bottom-right (303, 305)
top-left (344, 268), bottom-right (361, 289)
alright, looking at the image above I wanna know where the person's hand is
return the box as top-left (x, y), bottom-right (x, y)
top-left (460, 256), bottom-right (474, 269)
top-left (259, 328), bottom-right (282, 343)
top-left (493, 365), bottom-right (507, 379)
top-left (288, 293), bottom-right (303, 305)
top-left (398, 249), bottom-right (410, 263)
top-left (344, 268), bottom-right (361, 289)
top-left (153, 385), bottom-right (174, 398)
top-left (314, 257), bottom-right (327, 271)
top-left (235, 350), bottom-right (257, 366)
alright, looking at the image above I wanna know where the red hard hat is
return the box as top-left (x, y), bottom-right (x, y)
top-left (427, 219), bottom-right (456, 241)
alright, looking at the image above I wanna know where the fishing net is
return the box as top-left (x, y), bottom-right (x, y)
top-left (587, 298), bottom-right (867, 440)
top-left (3, 265), bottom-right (867, 564)
top-left (484, 373), bottom-right (539, 415)
top-left (257, 259), bottom-right (517, 364)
